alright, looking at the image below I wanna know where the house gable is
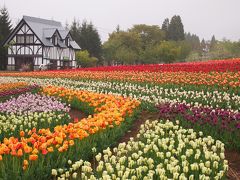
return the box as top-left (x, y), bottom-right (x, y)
top-left (3, 20), bottom-right (43, 47)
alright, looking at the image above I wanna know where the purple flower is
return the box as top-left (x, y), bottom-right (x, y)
top-left (237, 123), bottom-right (240, 129)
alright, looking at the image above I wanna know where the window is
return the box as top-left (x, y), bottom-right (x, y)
top-left (16, 35), bottom-right (24, 44)
top-left (16, 34), bottom-right (34, 44)
top-left (25, 35), bottom-right (34, 44)
top-left (52, 35), bottom-right (55, 45)
top-left (65, 37), bottom-right (69, 47)
top-left (52, 35), bottom-right (58, 46)
top-left (53, 35), bottom-right (58, 46)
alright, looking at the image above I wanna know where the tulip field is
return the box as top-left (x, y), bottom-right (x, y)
top-left (0, 58), bottom-right (239, 179)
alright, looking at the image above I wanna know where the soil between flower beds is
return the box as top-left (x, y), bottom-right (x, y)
top-left (68, 109), bottom-right (240, 179)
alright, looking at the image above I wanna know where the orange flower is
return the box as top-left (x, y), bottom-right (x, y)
top-left (23, 146), bottom-right (32, 153)
top-left (32, 148), bottom-right (38, 154)
top-left (47, 146), bottom-right (54, 152)
top-left (17, 149), bottom-right (23, 157)
top-left (23, 159), bottom-right (29, 166)
top-left (0, 155), bottom-right (2, 161)
top-left (20, 131), bottom-right (25, 137)
top-left (69, 140), bottom-right (74, 146)
top-left (29, 154), bottom-right (38, 161)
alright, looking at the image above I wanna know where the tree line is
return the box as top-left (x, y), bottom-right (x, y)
top-left (1, 6), bottom-right (240, 69)
top-left (0, 7), bottom-right (12, 70)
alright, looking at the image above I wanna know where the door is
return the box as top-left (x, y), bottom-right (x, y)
top-left (15, 57), bottom-right (34, 71)
top-left (49, 60), bottom-right (57, 70)
top-left (63, 60), bottom-right (70, 69)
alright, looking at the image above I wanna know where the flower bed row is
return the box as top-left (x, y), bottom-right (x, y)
top-left (158, 103), bottom-right (240, 151)
top-left (0, 93), bottom-right (70, 114)
top-left (0, 71), bottom-right (239, 88)
top-left (0, 83), bottom-right (39, 101)
top-left (0, 85), bottom-right (140, 179)
top-left (65, 58), bottom-right (240, 72)
top-left (0, 82), bottom-right (28, 92)
top-left (52, 120), bottom-right (228, 180)
top-left (0, 111), bottom-right (71, 141)
top-left (1, 77), bottom-right (239, 111)
top-left (2, 59), bottom-right (240, 73)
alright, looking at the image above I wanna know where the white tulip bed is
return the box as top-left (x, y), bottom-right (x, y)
top-left (0, 77), bottom-right (239, 112)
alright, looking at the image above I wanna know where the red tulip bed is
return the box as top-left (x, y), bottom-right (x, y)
top-left (59, 58), bottom-right (240, 72)
top-left (0, 58), bottom-right (239, 179)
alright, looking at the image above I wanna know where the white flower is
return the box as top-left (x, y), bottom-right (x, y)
top-left (72, 172), bottom-right (77, 179)
top-left (51, 169), bottom-right (58, 176)
top-left (68, 160), bottom-right (72, 165)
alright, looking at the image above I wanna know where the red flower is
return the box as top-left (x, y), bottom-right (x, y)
top-left (41, 149), bottom-right (48, 155)
top-left (74, 117), bottom-right (79, 123)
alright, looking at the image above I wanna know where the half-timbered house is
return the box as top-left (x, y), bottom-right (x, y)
top-left (3, 16), bottom-right (80, 71)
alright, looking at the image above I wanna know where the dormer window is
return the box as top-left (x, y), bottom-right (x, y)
top-left (52, 35), bottom-right (58, 46)
top-left (65, 37), bottom-right (69, 47)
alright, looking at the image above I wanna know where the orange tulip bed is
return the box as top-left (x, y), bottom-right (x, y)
top-left (1, 70), bottom-right (240, 89)
top-left (0, 82), bottom-right (28, 92)
top-left (0, 85), bottom-right (140, 179)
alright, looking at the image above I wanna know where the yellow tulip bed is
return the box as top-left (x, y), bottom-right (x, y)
top-left (0, 85), bottom-right (140, 179)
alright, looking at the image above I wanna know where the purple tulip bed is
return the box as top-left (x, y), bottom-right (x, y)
top-left (158, 103), bottom-right (240, 150)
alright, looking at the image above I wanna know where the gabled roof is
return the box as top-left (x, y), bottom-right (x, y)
top-left (23, 16), bottom-right (67, 47)
top-left (70, 41), bottom-right (81, 50)
top-left (3, 16), bottom-right (80, 49)
top-left (43, 28), bottom-right (57, 38)
top-left (58, 41), bottom-right (67, 48)
top-left (58, 30), bottom-right (69, 39)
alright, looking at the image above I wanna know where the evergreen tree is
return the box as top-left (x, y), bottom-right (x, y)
top-left (210, 35), bottom-right (217, 51)
top-left (168, 15), bottom-right (184, 41)
top-left (161, 18), bottom-right (169, 40)
top-left (185, 32), bottom-right (201, 52)
top-left (0, 7), bottom-right (12, 40)
top-left (70, 18), bottom-right (80, 44)
top-left (0, 6), bottom-right (12, 70)
top-left (70, 19), bottom-right (102, 62)
top-left (79, 21), bottom-right (102, 59)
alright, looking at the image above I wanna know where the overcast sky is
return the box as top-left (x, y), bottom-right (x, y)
top-left (1, 0), bottom-right (240, 42)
